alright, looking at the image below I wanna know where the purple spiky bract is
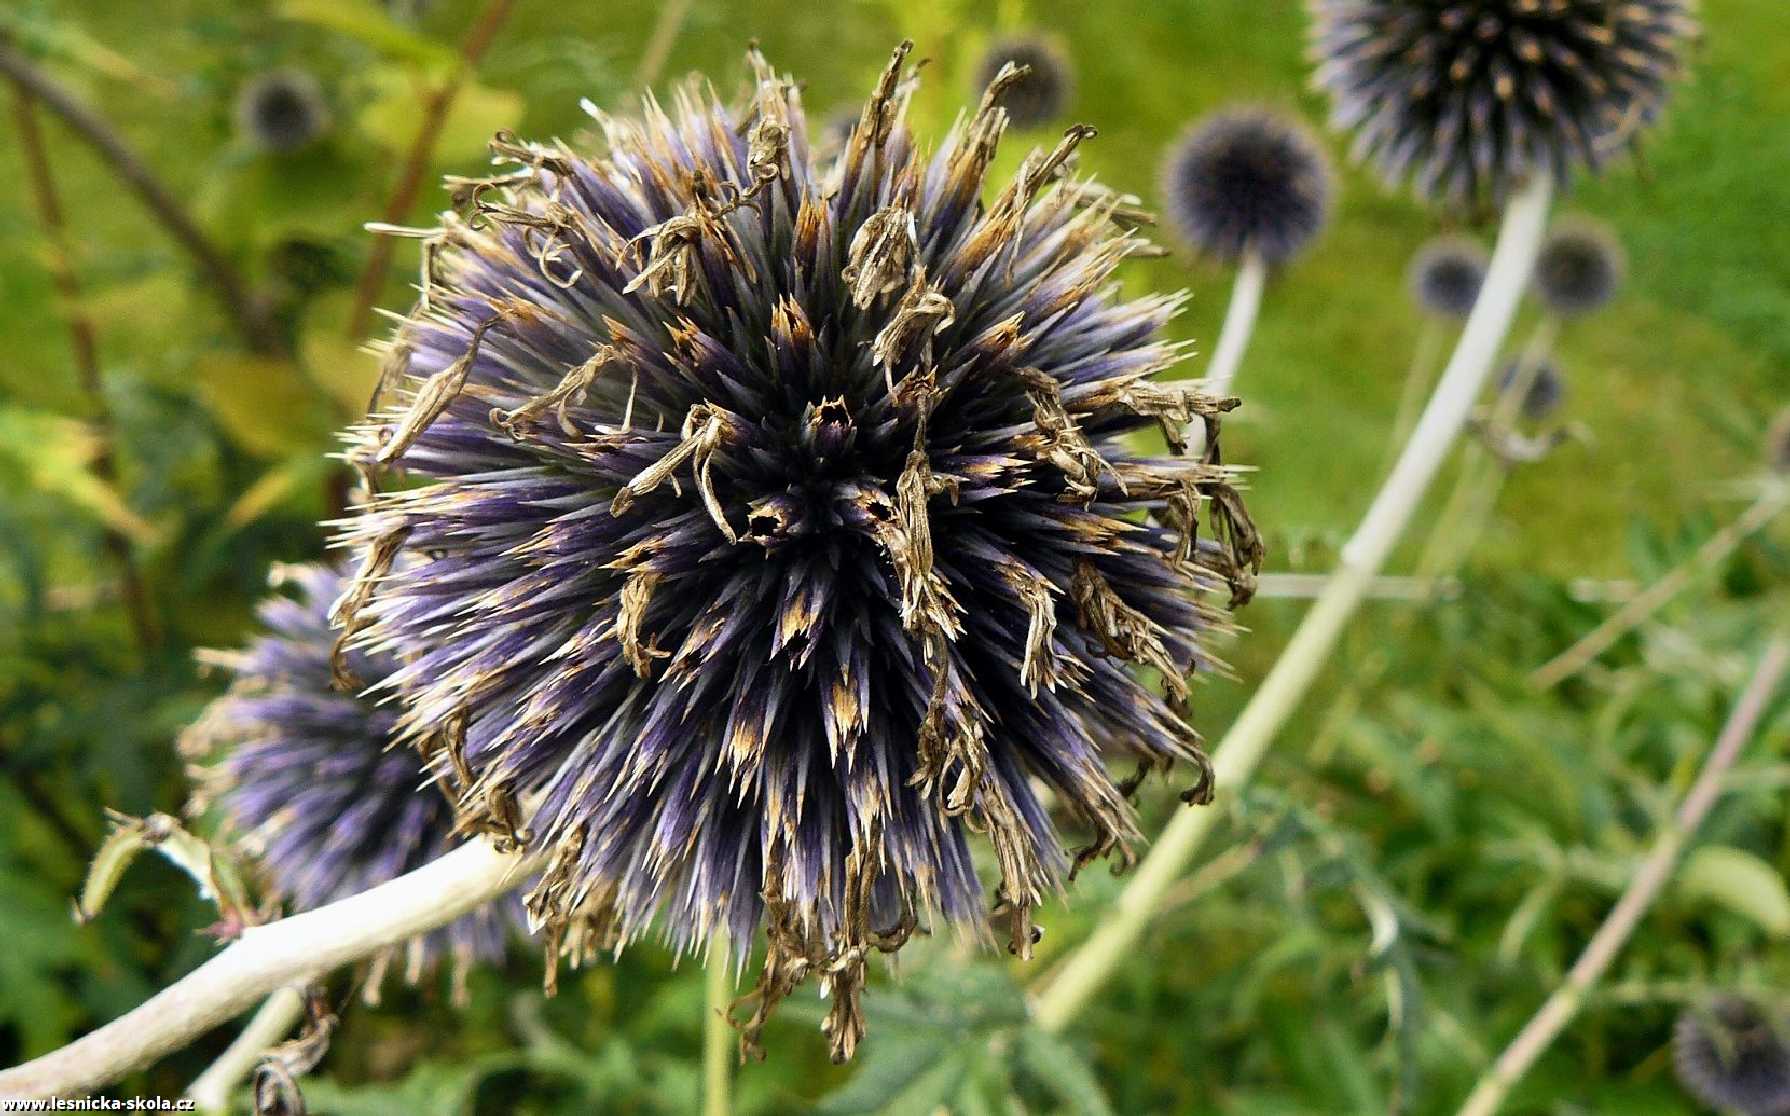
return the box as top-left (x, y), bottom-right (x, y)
top-left (973, 36), bottom-right (1074, 130)
top-left (1307, 0), bottom-right (1697, 207)
top-left (1672, 998), bottom-right (1790, 1116)
top-left (183, 563), bottom-right (518, 994)
top-left (337, 43), bottom-right (1260, 1060)
top-left (1160, 108), bottom-right (1332, 267)
top-left (1409, 235), bottom-right (1488, 318)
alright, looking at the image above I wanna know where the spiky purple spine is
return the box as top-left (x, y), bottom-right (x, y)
top-left (183, 564), bottom-right (519, 990)
top-left (337, 44), bottom-right (1259, 1059)
top-left (1308, 0), bottom-right (1697, 207)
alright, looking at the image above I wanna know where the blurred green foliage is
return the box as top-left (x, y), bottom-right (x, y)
top-left (0, 0), bottom-right (1785, 1112)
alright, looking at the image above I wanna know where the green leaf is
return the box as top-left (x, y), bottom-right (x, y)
top-left (815, 1031), bottom-right (954, 1115)
top-left (277, 0), bottom-right (454, 71)
top-left (1015, 1028), bottom-right (1116, 1116)
top-left (357, 71), bottom-right (525, 165)
top-left (1676, 845), bottom-right (1790, 935)
top-left (0, 407), bottom-right (157, 544)
top-left (194, 353), bottom-right (332, 458)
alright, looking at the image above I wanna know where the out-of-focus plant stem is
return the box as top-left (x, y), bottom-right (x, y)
top-left (1530, 486), bottom-right (1789, 689)
top-left (0, 834), bottom-right (541, 1101)
top-left (634, 0), bottom-right (695, 89)
top-left (1383, 317), bottom-right (1445, 472)
top-left (9, 81), bottom-right (157, 652)
top-left (0, 37), bottom-right (280, 355)
top-left (343, 0), bottom-right (518, 343)
top-left (186, 985), bottom-right (306, 1114)
top-left (1031, 174), bottom-right (1555, 1032)
top-left (1456, 634), bottom-right (1790, 1116)
top-left (704, 938), bottom-right (732, 1116)
top-left (1204, 248), bottom-right (1266, 397)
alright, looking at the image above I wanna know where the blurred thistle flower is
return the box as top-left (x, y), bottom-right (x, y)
top-left (973, 35), bottom-right (1074, 129)
top-left (182, 563), bottom-right (519, 1002)
top-left (1408, 235), bottom-right (1489, 318)
top-left (1307, 0), bottom-right (1698, 206)
top-left (1768, 408), bottom-right (1790, 475)
top-left (235, 69), bottom-right (331, 154)
top-left (1159, 108), bottom-right (1332, 266)
top-left (338, 43), bottom-right (1260, 1061)
top-left (1495, 353), bottom-right (1565, 421)
top-left (1673, 996), bottom-right (1790, 1116)
top-left (1532, 218), bottom-right (1625, 316)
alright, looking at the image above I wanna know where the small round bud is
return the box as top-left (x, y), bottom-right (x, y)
top-left (1160, 108), bottom-right (1333, 266)
top-left (973, 36), bottom-right (1073, 129)
top-left (1672, 997), bottom-right (1790, 1116)
top-left (1532, 220), bottom-right (1626, 317)
top-left (1409, 237), bottom-right (1489, 319)
top-left (1496, 355), bottom-right (1566, 422)
top-left (235, 69), bottom-right (331, 154)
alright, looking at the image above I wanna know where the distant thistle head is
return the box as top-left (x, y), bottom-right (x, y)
top-left (182, 564), bottom-right (519, 999)
top-left (235, 69), bottom-right (331, 154)
top-left (1160, 108), bottom-right (1333, 266)
top-left (1673, 997), bottom-right (1790, 1116)
top-left (973, 36), bottom-right (1074, 129)
top-left (1495, 354), bottom-right (1566, 421)
top-left (1532, 219), bottom-right (1625, 316)
top-left (1307, 0), bottom-right (1698, 206)
top-left (338, 43), bottom-right (1260, 1061)
top-left (1768, 408), bottom-right (1790, 475)
top-left (1408, 236), bottom-right (1489, 318)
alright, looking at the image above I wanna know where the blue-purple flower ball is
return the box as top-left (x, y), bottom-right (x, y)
top-left (235, 69), bottom-right (331, 154)
top-left (337, 43), bottom-right (1260, 1060)
top-left (973, 36), bottom-right (1074, 129)
top-left (1496, 354), bottom-right (1566, 422)
top-left (1533, 219), bottom-right (1625, 317)
top-left (1160, 108), bottom-right (1332, 267)
top-left (1409, 236), bottom-right (1488, 319)
top-left (1673, 997), bottom-right (1790, 1116)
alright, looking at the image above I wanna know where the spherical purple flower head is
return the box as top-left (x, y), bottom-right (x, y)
top-left (1495, 353), bottom-right (1565, 421)
top-left (1409, 235), bottom-right (1489, 318)
top-left (1159, 108), bottom-right (1333, 267)
top-left (235, 69), bottom-right (331, 155)
top-left (1673, 997), bottom-right (1790, 1116)
top-left (1308, 0), bottom-right (1698, 207)
top-left (336, 43), bottom-right (1261, 1061)
top-left (1532, 218), bottom-right (1625, 316)
top-left (973, 36), bottom-right (1074, 130)
top-left (182, 563), bottom-right (520, 1001)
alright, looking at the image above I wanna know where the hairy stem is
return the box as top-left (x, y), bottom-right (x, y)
top-left (0, 38), bottom-right (279, 354)
top-left (186, 985), bottom-right (306, 1114)
top-left (0, 837), bottom-right (540, 1100)
top-left (1031, 174), bottom-right (1555, 1032)
top-left (1203, 249), bottom-right (1267, 398)
top-left (344, 0), bottom-right (518, 342)
top-left (9, 81), bottom-right (159, 652)
top-left (1457, 635), bottom-right (1790, 1116)
top-left (1530, 489), bottom-right (1788, 689)
top-left (704, 938), bottom-right (732, 1116)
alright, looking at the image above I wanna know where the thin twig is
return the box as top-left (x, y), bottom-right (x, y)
top-left (9, 81), bottom-right (158, 651)
top-left (0, 835), bottom-right (541, 1100)
top-left (633, 0), bottom-right (696, 89)
top-left (186, 985), bottom-right (306, 1114)
top-left (0, 37), bottom-right (279, 354)
top-left (344, 0), bottom-right (518, 342)
top-left (1530, 489), bottom-right (1789, 689)
top-left (1456, 635), bottom-right (1790, 1116)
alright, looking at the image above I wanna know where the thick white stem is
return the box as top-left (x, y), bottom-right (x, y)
top-left (1204, 250), bottom-right (1268, 398)
top-left (0, 837), bottom-right (540, 1100)
top-left (1031, 175), bottom-right (1554, 1033)
top-left (186, 986), bottom-right (306, 1114)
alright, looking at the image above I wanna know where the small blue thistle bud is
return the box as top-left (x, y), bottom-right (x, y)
top-left (1160, 108), bottom-right (1332, 267)
top-left (1409, 236), bottom-right (1489, 319)
top-left (234, 69), bottom-right (331, 154)
top-left (973, 36), bottom-right (1073, 129)
top-left (1673, 997), bottom-right (1790, 1116)
top-left (1532, 219), bottom-right (1625, 317)
top-left (1496, 354), bottom-right (1566, 422)
top-left (1308, 0), bottom-right (1698, 206)
top-left (336, 42), bottom-right (1260, 1061)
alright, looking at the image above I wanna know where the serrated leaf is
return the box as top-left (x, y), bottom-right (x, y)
top-left (1016, 1028), bottom-right (1116, 1116)
top-left (358, 71), bottom-right (524, 164)
top-left (1676, 845), bottom-right (1790, 935)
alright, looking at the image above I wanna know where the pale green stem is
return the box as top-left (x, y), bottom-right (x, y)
top-left (704, 938), bottom-right (733, 1116)
top-left (1383, 317), bottom-right (1445, 471)
top-left (187, 985), bottom-right (306, 1114)
top-left (1031, 175), bottom-right (1555, 1033)
top-left (1531, 488), bottom-right (1789, 689)
top-left (1457, 636), bottom-right (1790, 1116)
top-left (1204, 249), bottom-right (1268, 398)
top-left (633, 0), bottom-right (695, 88)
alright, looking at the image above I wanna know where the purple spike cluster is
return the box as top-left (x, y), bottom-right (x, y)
top-left (336, 43), bottom-right (1260, 1060)
top-left (183, 563), bottom-right (519, 1000)
top-left (1308, 0), bottom-right (1697, 206)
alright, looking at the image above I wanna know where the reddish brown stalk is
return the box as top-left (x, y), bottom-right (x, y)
top-left (9, 82), bottom-right (159, 652)
top-left (343, 0), bottom-right (518, 342)
top-left (0, 38), bottom-right (279, 355)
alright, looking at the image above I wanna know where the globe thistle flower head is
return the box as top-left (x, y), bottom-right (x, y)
top-left (235, 69), bottom-right (331, 154)
top-left (1160, 107), bottom-right (1332, 266)
top-left (1308, 0), bottom-right (1698, 206)
top-left (973, 35), bottom-right (1074, 129)
top-left (1496, 354), bottom-right (1566, 421)
top-left (1673, 997), bottom-right (1790, 1116)
top-left (338, 43), bottom-right (1260, 1060)
top-left (1408, 235), bottom-right (1488, 318)
top-left (182, 563), bottom-right (518, 1001)
top-left (1532, 219), bottom-right (1625, 316)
